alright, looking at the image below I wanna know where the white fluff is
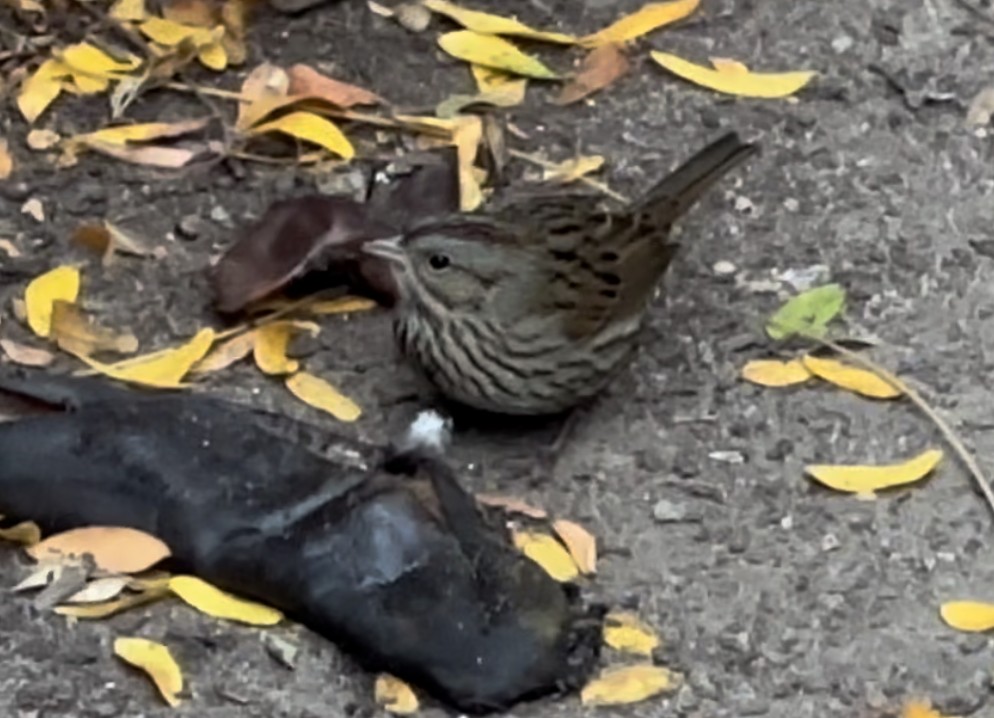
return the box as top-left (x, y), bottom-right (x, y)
top-left (401, 410), bottom-right (452, 454)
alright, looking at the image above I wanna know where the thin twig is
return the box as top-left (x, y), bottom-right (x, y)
top-left (508, 148), bottom-right (629, 203)
top-left (804, 333), bottom-right (994, 517)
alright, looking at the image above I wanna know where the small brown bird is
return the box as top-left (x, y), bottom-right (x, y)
top-left (364, 132), bottom-right (758, 416)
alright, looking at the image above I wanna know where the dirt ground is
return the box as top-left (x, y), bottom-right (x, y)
top-left (3, 0), bottom-right (994, 716)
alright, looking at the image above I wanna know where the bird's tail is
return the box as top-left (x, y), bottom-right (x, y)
top-left (635, 131), bottom-right (758, 223)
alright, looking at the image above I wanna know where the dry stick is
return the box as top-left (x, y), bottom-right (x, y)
top-left (803, 332), bottom-right (994, 516)
top-left (508, 148), bottom-right (629, 203)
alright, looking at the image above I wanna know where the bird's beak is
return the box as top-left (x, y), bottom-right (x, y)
top-left (362, 236), bottom-right (406, 266)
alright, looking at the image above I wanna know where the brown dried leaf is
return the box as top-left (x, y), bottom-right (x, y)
top-left (192, 330), bottom-right (257, 373)
top-left (0, 338), bottom-right (55, 367)
top-left (0, 520), bottom-right (42, 545)
top-left (0, 139), bottom-right (13, 179)
top-left (81, 140), bottom-right (198, 168)
top-left (27, 526), bottom-right (171, 574)
top-left (552, 519), bottom-right (597, 574)
top-left (555, 43), bottom-right (630, 105)
top-left (50, 300), bottom-right (140, 356)
top-left (162, 0), bottom-right (215, 26)
top-left (286, 64), bottom-right (381, 108)
top-left (237, 62), bottom-right (290, 130)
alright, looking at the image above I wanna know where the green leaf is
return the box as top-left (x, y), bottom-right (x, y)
top-left (766, 283), bottom-right (845, 340)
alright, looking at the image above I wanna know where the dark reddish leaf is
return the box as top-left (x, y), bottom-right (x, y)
top-left (554, 44), bottom-right (630, 105)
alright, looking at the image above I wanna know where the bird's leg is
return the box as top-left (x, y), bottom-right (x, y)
top-left (530, 402), bottom-right (593, 485)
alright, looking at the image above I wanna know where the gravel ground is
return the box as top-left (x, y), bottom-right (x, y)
top-left (2, 0), bottom-right (994, 716)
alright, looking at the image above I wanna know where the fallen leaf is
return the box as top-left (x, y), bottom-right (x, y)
top-left (901, 699), bottom-right (949, 718)
top-left (57, 42), bottom-right (141, 79)
top-left (306, 296), bottom-right (379, 314)
top-left (580, 664), bottom-right (680, 705)
top-left (50, 301), bottom-right (140, 356)
top-left (17, 59), bottom-right (71, 122)
top-left (0, 239), bottom-right (22, 258)
top-left (192, 330), bottom-right (257, 373)
top-left (21, 197), bottom-right (45, 222)
top-left (14, 561), bottom-right (67, 592)
top-left (394, 2), bottom-right (432, 32)
top-left (55, 585), bottom-right (169, 618)
top-left (79, 140), bottom-right (199, 168)
top-left (73, 328), bottom-right (215, 388)
top-left (110, 0), bottom-right (146, 21)
top-left (651, 52), bottom-right (816, 99)
top-left (73, 118), bottom-right (210, 147)
top-left (581, 0), bottom-right (698, 47)
top-left (250, 111), bottom-right (355, 159)
top-left (555, 43), bottom-right (630, 104)
top-left (162, 0), bottom-right (215, 27)
top-left (436, 81), bottom-right (527, 118)
top-left (399, 114), bottom-right (485, 211)
top-left (374, 674), bottom-right (420, 714)
top-left (542, 155), bottom-right (604, 184)
top-left (424, 0), bottom-right (576, 44)
top-left (966, 87), bottom-right (994, 127)
top-left (287, 64), bottom-right (381, 108)
top-left (0, 520), bottom-right (42, 545)
top-left (236, 62), bottom-right (291, 129)
top-left (169, 575), bottom-right (283, 625)
top-left (25, 265), bottom-right (81, 338)
top-left (740, 358), bottom-right (812, 387)
top-left (27, 526), bottom-right (171, 573)
top-left (114, 637), bottom-right (183, 707)
top-left (0, 139), bottom-right (12, 179)
top-left (367, 0), bottom-right (394, 16)
top-left (285, 372), bottom-right (362, 422)
top-left (801, 355), bottom-right (901, 399)
top-left (64, 576), bottom-right (129, 604)
top-left (940, 601), bottom-right (994, 633)
top-left (806, 448), bottom-right (943, 495)
top-left (603, 611), bottom-right (659, 655)
top-left (438, 31), bottom-right (559, 79)
top-left (475, 493), bottom-right (548, 519)
top-left (766, 283), bottom-right (845, 339)
top-left (552, 519), bottom-right (596, 574)
top-left (512, 531), bottom-right (579, 582)
top-left (26, 128), bottom-right (61, 150)
top-left (0, 338), bottom-right (56, 367)
top-left (253, 320), bottom-right (318, 375)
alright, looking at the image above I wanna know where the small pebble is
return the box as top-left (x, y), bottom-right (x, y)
top-left (713, 260), bottom-right (737, 277)
top-left (821, 533), bottom-right (840, 551)
top-left (177, 214), bottom-right (206, 240)
top-left (653, 499), bottom-right (689, 523)
top-left (210, 205), bottom-right (233, 227)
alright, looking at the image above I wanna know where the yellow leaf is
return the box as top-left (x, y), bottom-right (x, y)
top-left (940, 601), bottom-right (994, 633)
top-left (801, 355), bottom-right (901, 399)
top-left (169, 575), bottom-right (283, 626)
top-left (307, 296), bottom-right (378, 314)
top-left (114, 637), bottom-right (184, 707)
top-left (197, 40), bottom-right (228, 71)
top-left (0, 520), bottom-right (42, 546)
top-left (25, 265), bottom-right (81, 338)
top-left (580, 664), bottom-right (680, 705)
top-left (28, 526), bottom-right (171, 573)
top-left (58, 42), bottom-right (141, 78)
top-left (650, 51), bottom-right (816, 98)
top-left (542, 155), bottom-right (604, 184)
top-left (374, 674), bottom-right (420, 714)
top-left (471, 64), bottom-right (520, 92)
top-left (73, 118), bottom-right (210, 147)
top-left (438, 31), bottom-right (559, 79)
top-left (0, 338), bottom-right (55, 367)
top-left (17, 59), bottom-right (71, 123)
top-left (55, 585), bottom-right (169, 619)
top-left (512, 531), bottom-right (579, 582)
top-left (806, 448), bottom-right (943, 495)
top-left (250, 111), bottom-right (355, 159)
top-left (253, 321), bottom-right (319, 375)
top-left (139, 17), bottom-right (222, 50)
top-left (582, 0), bottom-right (699, 47)
top-left (551, 519), bottom-right (596, 574)
top-left (74, 328), bottom-right (215, 388)
top-left (901, 699), bottom-right (948, 718)
top-left (285, 372), bottom-right (362, 422)
top-left (192, 330), bottom-right (257, 373)
top-left (423, 0), bottom-right (575, 44)
top-left (603, 611), bottom-right (660, 656)
top-left (0, 139), bottom-right (12, 179)
top-left (110, 0), bottom-right (147, 21)
top-left (740, 358), bottom-right (812, 387)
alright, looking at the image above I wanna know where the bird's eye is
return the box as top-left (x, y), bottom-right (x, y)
top-left (428, 254), bottom-right (450, 270)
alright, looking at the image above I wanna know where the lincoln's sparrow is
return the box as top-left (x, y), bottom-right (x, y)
top-left (363, 132), bottom-right (758, 415)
